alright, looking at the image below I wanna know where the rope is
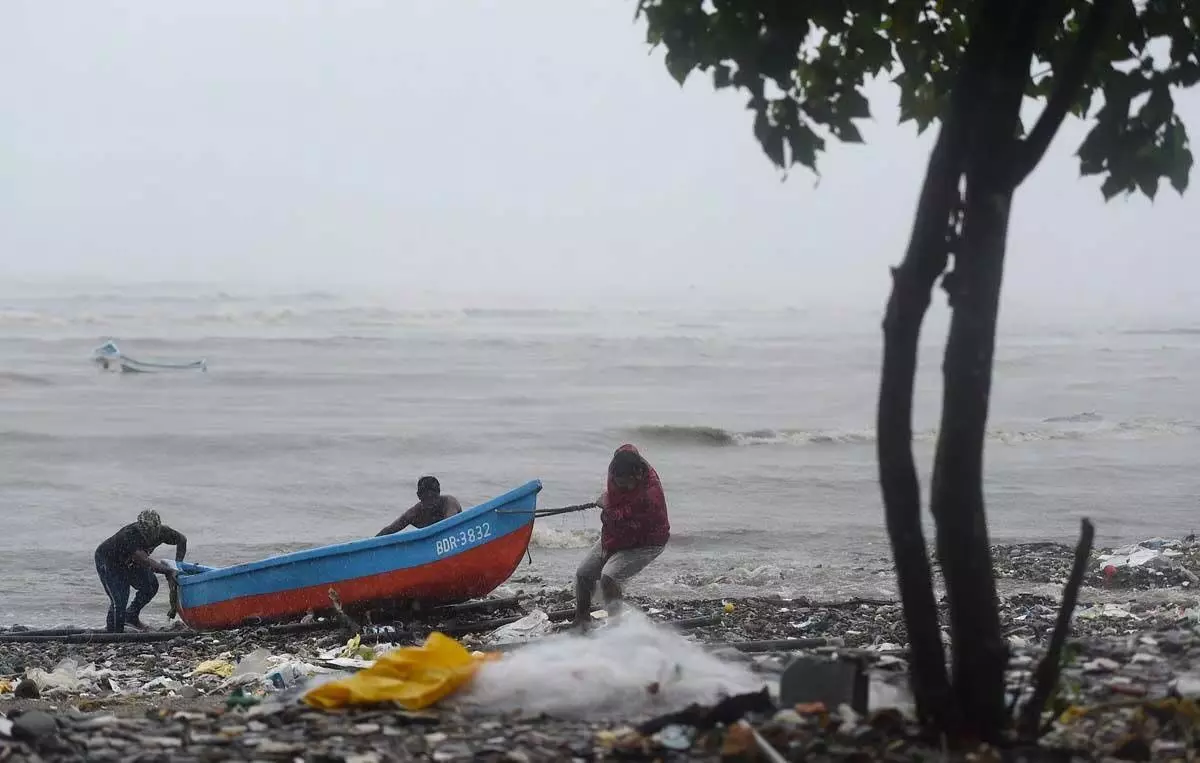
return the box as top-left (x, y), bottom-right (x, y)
top-left (497, 502), bottom-right (599, 517)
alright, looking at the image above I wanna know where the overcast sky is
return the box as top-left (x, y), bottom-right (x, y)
top-left (2, 0), bottom-right (1198, 314)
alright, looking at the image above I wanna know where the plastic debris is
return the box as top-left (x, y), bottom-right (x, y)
top-left (304, 632), bottom-right (495, 710)
top-left (654, 724), bottom-right (694, 751)
top-left (26, 659), bottom-right (86, 695)
top-left (140, 676), bottom-right (184, 693)
top-left (190, 660), bottom-right (235, 679)
top-left (463, 611), bottom-right (765, 719)
top-left (487, 609), bottom-right (552, 644)
top-left (233, 648), bottom-right (272, 676)
top-left (0, 678), bottom-right (12, 694)
top-left (337, 634), bottom-right (377, 661)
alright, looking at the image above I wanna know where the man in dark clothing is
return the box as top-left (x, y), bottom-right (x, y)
top-left (95, 509), bottom-right (187, 632)
top-left (376, 476), bottom-right (463, 536)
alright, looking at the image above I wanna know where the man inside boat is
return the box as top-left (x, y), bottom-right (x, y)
top-left (376, 475), bottom-right (463, 535)
top-left (574, 444), bottom-right (670, 631)
top-left (94, 509), bottom-right (187, 633)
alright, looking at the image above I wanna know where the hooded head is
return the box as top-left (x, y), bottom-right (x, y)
top-left (608, 444), bottom-right (649, 491)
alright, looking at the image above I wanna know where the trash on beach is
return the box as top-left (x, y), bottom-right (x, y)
top-left (459, 610), bottom-right (765, 719)
top-left (214, 649), bottom-right (333, 693)
top-left (1076, 604), bottom-right (1141, 621)
top-left (25, 659), bottom-right (87, 695)
top-left (486, 608), bottom-right (552, 644)
top-left (233, 648), bottom-right (273, 677)
top-left (0, 678), bottom-right (12, 694)
top-left (190, 659), bottom-right (235, 678)
top-left (304, 632), bottom-right (495, 710)
top-left (140, 676), bottom-right (184, 693)
top-left (1093, 539), bottom-right (1200, 587)
top-left (338, 634), bottom-right (376, 661)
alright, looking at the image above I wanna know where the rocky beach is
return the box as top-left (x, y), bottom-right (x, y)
top-left (5, 537), bottom-right (1200, 761)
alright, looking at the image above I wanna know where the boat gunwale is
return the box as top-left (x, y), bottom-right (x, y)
top-left (177, 479), bottom-right (542, 587)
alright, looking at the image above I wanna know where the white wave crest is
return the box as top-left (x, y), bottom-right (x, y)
top-left (530, 527), bottom-right (597, 549)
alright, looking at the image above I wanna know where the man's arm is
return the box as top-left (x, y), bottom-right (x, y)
top-left (377, 505), bottom-right (417, 537)
top-left (162, 526), bottom-right (188, 562)
top-left (443, 496), bottom-right (463, 517)
top-left (131, 549), bottom-right (177, 576)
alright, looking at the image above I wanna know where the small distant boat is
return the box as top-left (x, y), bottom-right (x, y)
top-left (174, 480), bottom-right (542, 630)
top-left (92, 340), bottom-right (207, 373)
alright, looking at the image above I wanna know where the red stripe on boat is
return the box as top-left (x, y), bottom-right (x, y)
top-left (181, 524), bottom-right (533, 630)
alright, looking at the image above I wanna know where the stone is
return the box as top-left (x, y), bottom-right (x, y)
top-left (14, 678), bottom-right (40, 699)
top-left (12, 710), bottom-right (58, 740)
top-left (779, 656), bottom-right (868, 713)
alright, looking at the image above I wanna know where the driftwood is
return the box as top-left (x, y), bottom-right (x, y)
top-left (0, 630), bottom-right (196, 644)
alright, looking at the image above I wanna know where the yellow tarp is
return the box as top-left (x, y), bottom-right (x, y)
top-left (304, 632), bottom-right (496, 710)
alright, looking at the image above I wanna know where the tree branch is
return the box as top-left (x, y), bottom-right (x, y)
top-left (1017, 518), bottom-right (1095, 739)
top-left (1012, 0), bottom-right (1117, 186)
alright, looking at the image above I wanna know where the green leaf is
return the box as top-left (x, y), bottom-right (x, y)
top-left (840, 89), bottom-right (871, 120)
top-left (1165, 119), bottom-right (1193, 194)
top-left (1100, 174), bottom-right (1128, 200)
top-left (1134, 167), bottom-right (1160, 200)
top-left (763, 125), bottom-right (786, 168)
top-left (786, 122), bottom-right (824, 171)
top-left (838, 121), bottom-right (865, 143)
top-left (1140, 86), bottom-right (1174, 128)
top-left (665, 49), bottom-right (694, 86)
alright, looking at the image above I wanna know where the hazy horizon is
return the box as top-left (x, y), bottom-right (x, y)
top-left (3, 1), bottom-right (1198, 317)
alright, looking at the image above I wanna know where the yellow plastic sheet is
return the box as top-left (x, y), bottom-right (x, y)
top-left (190, 659), bottom-right (235, 678)
top-left (304, 632), bottom-right (496, 710)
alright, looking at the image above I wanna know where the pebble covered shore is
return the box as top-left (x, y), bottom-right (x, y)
top-left (5, 538), bottom-right (1200, 761)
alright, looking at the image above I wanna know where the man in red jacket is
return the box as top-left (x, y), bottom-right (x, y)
top-left (574, 444), bottom-right (670, 630)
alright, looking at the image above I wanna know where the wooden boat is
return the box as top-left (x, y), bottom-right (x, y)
top-left (175, 480), bottom-right (541, 630)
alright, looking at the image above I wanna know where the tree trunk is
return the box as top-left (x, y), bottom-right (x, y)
top-left (929, 0), bottom-right (1046, 741)
top-left (875, 0), bottom-right (1018, 727)
top-left (877, 125), bottom-right (960, 726)
top-left (930, 173), bottom-right (1015, 741)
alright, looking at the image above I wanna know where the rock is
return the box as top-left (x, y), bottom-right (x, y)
top-left (180, 684), bottom-right (201, 698)
top-left (14, 678), bottom-right (40, 699)
top-left (779, 656), bottom-right (868, 713)
top-left (432, 742), bottom-right (473, 761)
top-left (12, 710), bottom-right (58, 740)
top-left (1112, 734), bottom-right (1152, 761)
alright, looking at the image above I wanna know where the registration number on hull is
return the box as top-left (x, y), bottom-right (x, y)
top-left (435, 522), bottom-right (492, 556)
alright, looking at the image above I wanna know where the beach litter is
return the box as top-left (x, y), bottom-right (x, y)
top-left (485, 608), bottom-right (552, 644)
top-left (189, 659), bottom-right (234, 678)
top-left (460, 610), bottom-right (765, 719)
top-left (304, 632), bottom-right (493, 710)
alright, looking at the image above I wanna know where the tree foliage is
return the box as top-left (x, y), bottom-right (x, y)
top-left (638, 0), bottom-right (1195, 198)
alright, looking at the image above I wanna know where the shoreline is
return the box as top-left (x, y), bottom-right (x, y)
top-left (4, 538), bottom-right (1200, 760)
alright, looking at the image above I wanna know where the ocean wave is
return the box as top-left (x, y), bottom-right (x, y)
top-left (1120, 327), bottom-right (1200, 336)
top-left (629, 418), bottom-right (1200, 448)
top-left (530, 527), bottom-right (597, 549)
top-left (0, 372), bottom-right (52, 387)
top-left (674, 564), bottom-right (786, 588)
top-left (630, 425), bottom-right (875, 447)
top-left (1043, 411), bottom-right (1103, 424)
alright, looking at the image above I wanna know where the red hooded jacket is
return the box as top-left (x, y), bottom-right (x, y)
top-left (601, 444), bottom-right (670, 553)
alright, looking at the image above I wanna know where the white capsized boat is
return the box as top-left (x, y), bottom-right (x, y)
top-left (92, 340), bottom-right (208, 373)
